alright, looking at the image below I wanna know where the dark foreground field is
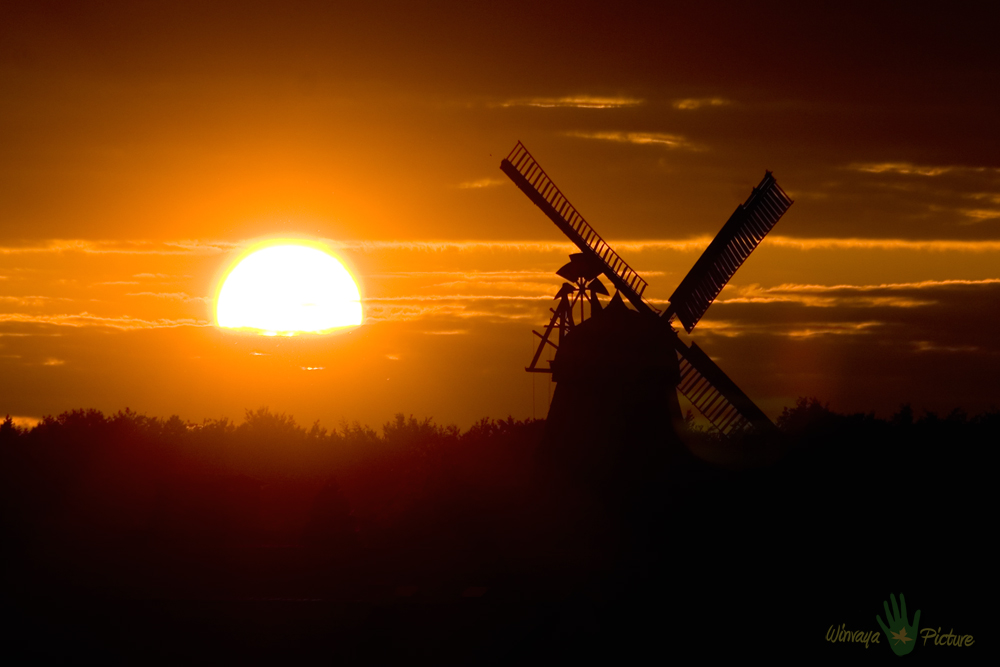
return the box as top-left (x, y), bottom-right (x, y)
top-left (1, 402), bottom-right (991, 663)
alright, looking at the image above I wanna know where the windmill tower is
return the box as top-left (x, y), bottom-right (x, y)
top-left (500, 142), bottom-right (792, 505)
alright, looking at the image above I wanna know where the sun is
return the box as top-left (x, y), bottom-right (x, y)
top-left (216, 241), bottom-right (362, 335)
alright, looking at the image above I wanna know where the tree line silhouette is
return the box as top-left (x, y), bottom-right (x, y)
top-left (1, 400), bottom-right (991, 662)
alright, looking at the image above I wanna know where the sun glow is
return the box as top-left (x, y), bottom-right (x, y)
top-left (216, 242), bottom-right (362, 335)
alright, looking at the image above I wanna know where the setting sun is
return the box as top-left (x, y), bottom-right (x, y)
top-left (216, 242), bottom-right (362, 335)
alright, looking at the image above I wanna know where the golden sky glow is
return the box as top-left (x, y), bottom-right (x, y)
top-left (2, 2), bottom-right (998, 429)
top-left (216, 243), bottom-right (361, 335)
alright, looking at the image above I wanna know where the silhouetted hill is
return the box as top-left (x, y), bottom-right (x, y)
top-left (0, 401), bottom-right (991, 663)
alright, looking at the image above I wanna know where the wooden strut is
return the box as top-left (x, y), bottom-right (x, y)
top-left (526, 294), bottom-right (574, 373)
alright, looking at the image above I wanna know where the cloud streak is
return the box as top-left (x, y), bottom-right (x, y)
top-left (716, 279), bottom-right (1000, 309)
top-left (0, 295), bottom-right (74, 306)
top-left (499, 96), bottom-right (643, 109)
top-left (364, 294), bottom-right (554, 303)
top-left (719, 294), bottom-right (934, 308)
top-left (335, 236), bottom-right (1000, 255)
top-left (785, 322), bottom-right (884, 338)
top-left (125, 291), bottom-right (209, 303)
top-left (849, 162), bottom-right (1000, 177)
top-left (765, 237), bottom-right (1000, 252)
top-left (363, 303), bottom-right (537, 324)
top-left (564, 131), bottom-right (698, 150)
top-left (0, 240), bottom-right (237, 256)
top-left (693, 318), bottom-right (886, 339)
top-left (960, 209), bottom-right (1000, 223)
top-left (672, 97), bottom-right (731, 110)
top-left (914, 341), bottom-right (980, 353)
top-left (6, 237), bottom-right (1000, 259)
top-left (850, 162), bottom-right (958, 177)
top-left (457, 178), bottom-right (505, 189)
top-left (750, 278), bottom-right (1000, 292)
top-left (0, 313), bottom-right (211, 330)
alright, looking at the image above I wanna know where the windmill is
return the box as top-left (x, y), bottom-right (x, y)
top-left (501, 141), bottom-right (792, 438)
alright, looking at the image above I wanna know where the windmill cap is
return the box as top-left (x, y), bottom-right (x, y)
top-left (556, 253), bottom-right (605, 282)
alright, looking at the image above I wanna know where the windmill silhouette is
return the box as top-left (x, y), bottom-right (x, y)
top-left (501, 141), bottom-right (792, 438)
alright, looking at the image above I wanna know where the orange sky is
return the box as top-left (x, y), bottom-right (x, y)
top-left (3, 2), bottom-right (999, 429)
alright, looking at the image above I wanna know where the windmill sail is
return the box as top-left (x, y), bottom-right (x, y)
top-left (502, 141), bottom-right (779, 438)
top-left (501, 141), bottom-right (657, 316)
top-left (667, 172), bottom-right (792, 333)
top-left (674, 339), bottom-right (776, 436)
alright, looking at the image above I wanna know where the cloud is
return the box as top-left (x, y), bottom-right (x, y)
top-left (849, 162), bottom-right (956, 176)
top-left (672, 97), bottom-right (731, 110)
top-left (848, 162), bottom-right (1000, 177)
top-left (0, 332), bottom-right (62, 338)
top-left (718, 293), bottom-right (934, 308)
top-left (0, 313), bottom-right (211, 330)
top-left (960, 209), bottom-right (1000, 223)
top-left (685, 279), bottom-right (1000, 367)
top-left (499, 96), bottom-right (643, 109)
top-left (42, 358), bottom-right (66, 366)
top-left (766, 237), bottom-right (1000, 252)
top-left (691, 317), bottom-right (887, 339)
top-left (125, 291), bottom-right (209, 303)
top-left (784, 322), bottom-right (884, 338)
top-left (457, 178), bottom-right (505, 189)
top-left (10, 236), bottom-right (1000, 262)
top-left (0, 240), bottom-right (237, 256)
top-left (564, 131), bottom-right (698, 150)
top-left (363, 294), bottom-right (553, 303)
top-left (363, 299), bottom-right (542, 324)
top-left (340, 236), bottom-right (1000, 255)
top-left (965, 192), bottom-right (1000, 205)
top-left (914, 341), bottom-right (979, 353)
top-left (324, 238), bottom-right (714, 254)
top-left (758, 278), bottom-right (1000, 292)
top-left (316, 239), bottom-right (580, 253)
top-left (369, 269), bottom-right (561, 280)
top-left (0, 295), bottom-right (73, 306)
top-left (715, 279), bottom-right (1000, 309)
top-left (426, 279), bottom-right (560, 293)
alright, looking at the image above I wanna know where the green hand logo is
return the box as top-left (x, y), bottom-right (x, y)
top-left (877, 593), bottom-right (921, 656)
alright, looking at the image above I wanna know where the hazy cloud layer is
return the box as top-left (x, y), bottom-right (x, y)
top-left (4, 278), bottom-right (998, 426)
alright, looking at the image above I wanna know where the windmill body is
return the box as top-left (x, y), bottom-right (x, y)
top-left (542, 292), bottom-right (685, 512)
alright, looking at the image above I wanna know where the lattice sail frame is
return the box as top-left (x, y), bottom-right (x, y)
top-left (501, 142), bottom-right (657, 316)
top-left (667, 172), bottom-right (793, 333)
top-left (674, 341), bottom-right (773, 435)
